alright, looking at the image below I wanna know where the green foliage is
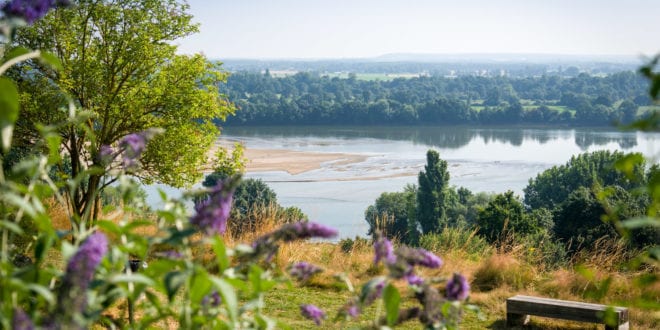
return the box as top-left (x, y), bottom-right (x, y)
top-left (222, 71), bottom-right (648, 126)
top-left (419, 228), bottom-right (490, 260)
top-left (10, 0), bottom-right (235, 219)
top-left (476, 191), bottom-right (544, 242)
top-left (524, 150), bottom-right (644, 211)
top-left (416, 150), bottom-right (451, 234)
top-left (365, 187), bottom-right (416, 241)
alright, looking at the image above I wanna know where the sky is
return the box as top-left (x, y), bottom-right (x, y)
top-left (176, 0), bottom-right (660, 59)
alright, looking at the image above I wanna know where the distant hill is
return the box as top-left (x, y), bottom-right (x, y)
top-left (217, 53), bottom-right (642, 77)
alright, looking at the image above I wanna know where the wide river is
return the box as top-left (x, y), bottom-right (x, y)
top-left (148, 126), bottom-right (660, 239)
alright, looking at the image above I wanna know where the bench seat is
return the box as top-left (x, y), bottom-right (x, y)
top-left (506, 295), bottom-right (629, 330)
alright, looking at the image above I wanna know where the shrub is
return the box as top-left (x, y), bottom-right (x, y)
top-left (419, 227), bottom-right (490, 260)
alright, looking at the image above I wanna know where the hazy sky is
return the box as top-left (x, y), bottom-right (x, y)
top-left (176, 0), bottom-right (660, 59)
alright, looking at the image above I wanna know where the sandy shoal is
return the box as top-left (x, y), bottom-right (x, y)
top-left (243, 148), bottom-right (369, 175)
top-left (208, 142), bottom-right (368, 175)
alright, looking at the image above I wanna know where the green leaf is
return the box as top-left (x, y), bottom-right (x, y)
top-left (38, 52), bottom-right (62, 71)
top-left (209, 276), bottom-right (239, 324)
top-left (96, 220), bottom-right (122, 235)
top-left (110, 274), bottom-right (155, 286)
top-left (213, 236), bottom-right (230, 272)
top-left (164, 271), bottom-right (188, 302)
top-left (621, 217), bottom-right (660, 229)
top-left (190, 271), bottom-right (212, 305)
top-left (35, 234), bottom-right (54, 264)
top-left (383, 283), bottom-right (400, 327)
top-left (0, 77), bottom-right (19, 151)
top-left (4, 47), bottom-right (31, 62)
top-left (27, 284), bottom-right (55, 305)
top-left (0, 220), bottom-right (23, 235)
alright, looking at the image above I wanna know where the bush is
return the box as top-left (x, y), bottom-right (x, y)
top-left (419, 227), bottom-right (490, 260)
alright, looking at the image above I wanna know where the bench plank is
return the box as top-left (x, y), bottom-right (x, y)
top-left (506, 295), bottom-right (629, 329)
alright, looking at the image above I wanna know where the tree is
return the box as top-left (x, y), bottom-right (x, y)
top-left (524, 151), bottom-right (643, 211)
top-left (476, 191), bottom-right (526, 242)
top-left (11, 0), bottom-right (235, 220)
top-left (416, 150), bottom-right (450, 234)
top-left (365, 190), bottom-right (412, 240)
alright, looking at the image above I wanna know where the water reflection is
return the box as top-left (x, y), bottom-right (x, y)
top-left (223, 126), bottom-right (643, 151)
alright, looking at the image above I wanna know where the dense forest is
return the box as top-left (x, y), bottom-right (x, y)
top-left (221, 71), bottom-right (653, 126)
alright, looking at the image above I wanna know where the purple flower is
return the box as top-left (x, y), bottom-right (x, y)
top-left (158, 250), bottom-right (183, 259)
top-left (119, 133), bottom-right (147, 168)
top-left (1, 0), bottom-right (70, 24)
top-left (405, 273), bottom-right (424, 286)
top-left (64, 232), bottom-right (108, 288)
top-left (190, 179), bottom-right (234, 235)
top-left (373, 236), bottom-right (396, 265)
top-left (276, 221), bottom-right (338, 241)
top-left (202, 291), bottom-right (222, 307)
top-left (54, 232), bottom-right (108, 325)
top-left (445, 273), bottom-right (470, 301)
top-left (98, 144), bottom-right (114, 164)
top-left (396, 246), bottom-right (443, 269)
top-left (361, 278), bottom-right (386, 306)
top-left (417, 249), bottom-right (443, 268)
top-left (346, 303), bottom-right (360, 318)
top-left (300, 304), bottom-right (325, 325)
top-left (12, 307), bottom-right (34, 330)
top-left (289, 262), bottom-right (322, 282)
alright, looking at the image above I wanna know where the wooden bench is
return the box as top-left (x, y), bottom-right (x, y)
top-left (506, 295), bottom-right (629, 330)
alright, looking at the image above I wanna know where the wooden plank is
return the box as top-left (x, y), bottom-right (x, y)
top-left (506, 295), bottom-right (628, 325)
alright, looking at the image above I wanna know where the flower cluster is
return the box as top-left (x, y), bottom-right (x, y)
top-left (288, 261), bottom-right (322, 282)
top-left (99, 129), bottom-right (160, 170)
top-left (12, 307), bottom-right (33, 330)
top-left (63, 232), bottom-right (108, 289)
top-left (118, 132), bottom-right (147, 168)
top-left (300, 304), bottom-right (325, 325)
top-left (373, 234), bottom-right (395, 265)
top-left (47, 232), bottom-right (108, 328)
top-left (1, 0), bottom-right (70, 24)
top-left (190, 178), bottom-right (236, 236)
top-left (202, 291), bottom-right (222, 308)
top-left (445, 273), bottom-right (470, 301)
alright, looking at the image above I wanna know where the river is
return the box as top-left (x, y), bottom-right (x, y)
top-left (146, 126), bottom-right (660, 239)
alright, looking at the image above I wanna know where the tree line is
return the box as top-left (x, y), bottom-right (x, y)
top-left (221, 71), bottom-right (653, 126)
top-left (365, 149), bottom-right (658, 265)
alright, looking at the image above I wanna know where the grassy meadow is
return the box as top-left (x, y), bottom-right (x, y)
top-left (44, 201), bottom-right (658, 329)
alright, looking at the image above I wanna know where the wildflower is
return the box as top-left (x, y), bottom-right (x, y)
top-left (289, 262), bottom-right (322, 282)
top-left (190, 179), bottom-right (235, 235)
top-left (98, 144), bottom-right (114, 164)
top-left (52, 232), bottom-right (108, 327)
top-left (12, 307), bottom-right (33, 330)
top-left (346, 302), bottom-right (360, 318)
top-left (373, 236), bottom-right (396, 265)
top-left (1, 0), bottom-right (70, 24)
top-left (64, 232), bottom-right (108, 289)
top-left (445, 273), bottom-right (470, 301)
top-left (361, 278), bottom-right (386, 306)
top-left (202, 291), bottom-right (222, 307)
top-left (276, 221), bottom-right (338, 241)
top-left (119, 132), bottom-right (147, 168)
top-left (300, 304), bottom-right (325, 325)
top-left (396, 246), bottom-right (443, 269)
top-left (405, 273), bottom-right (424, 286)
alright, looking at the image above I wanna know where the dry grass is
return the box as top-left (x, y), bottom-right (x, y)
top-left (38, 199), bottom-right (660, 329)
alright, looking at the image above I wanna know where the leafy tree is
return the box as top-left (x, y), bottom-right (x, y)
top-left (365, 191), bottom-right (412, 240)
top-left (524, 150), bottom-right (643, 211)
top-left (476, 191), bottom-right (530, 242)
top-left (416, 150), bottom-right (450, 234)
top-left (11, 0), bottom-right (235, 220)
